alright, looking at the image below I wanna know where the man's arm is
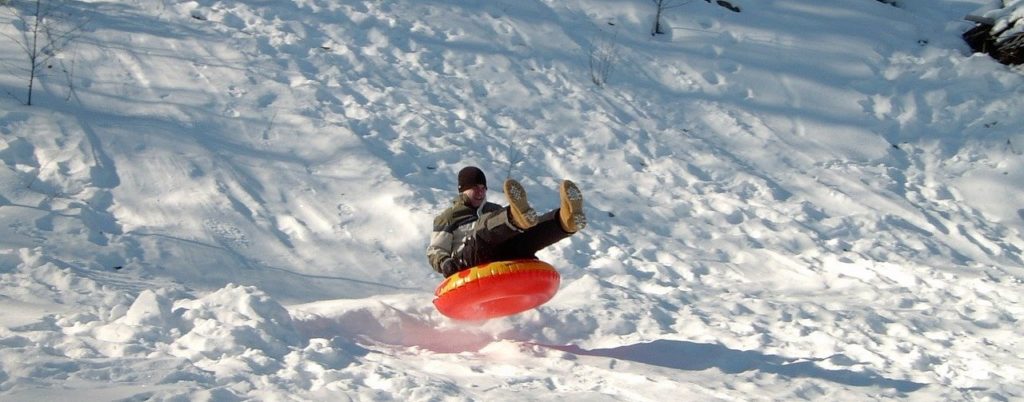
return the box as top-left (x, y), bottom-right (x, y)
top-left (426, 227), bottom-right (455, 274)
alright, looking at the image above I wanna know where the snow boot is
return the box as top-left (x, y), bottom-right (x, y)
top-left (559, 180), bottom-right (586, 233)
top-left (504, 179), bottom-right (537, 230)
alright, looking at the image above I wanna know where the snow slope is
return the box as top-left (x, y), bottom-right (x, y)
top-left (1, 0), bottom-right (1022, 400)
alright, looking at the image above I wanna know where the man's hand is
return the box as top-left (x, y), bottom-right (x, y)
top-left (440, 258), bottom-right (460, 277)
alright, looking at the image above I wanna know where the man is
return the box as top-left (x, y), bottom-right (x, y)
top-left (427, 166), bottom-right (586, 277)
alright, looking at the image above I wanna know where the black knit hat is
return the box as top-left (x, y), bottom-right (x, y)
top-left (457, 166), bottom-right (487, 191)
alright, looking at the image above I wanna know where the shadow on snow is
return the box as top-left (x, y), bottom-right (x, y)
top-left (549, 339), bottom-right (926, 393)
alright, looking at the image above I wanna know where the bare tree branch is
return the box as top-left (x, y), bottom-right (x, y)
top-left (1, 0), bottom-right (89, 105)
top-left (653, 0), bottom-right (692, 36)
top-left (588, 30), bottom-right (619, 87)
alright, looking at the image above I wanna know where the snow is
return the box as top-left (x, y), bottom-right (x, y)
top-left (1, 0), bottom-right (1023, 400)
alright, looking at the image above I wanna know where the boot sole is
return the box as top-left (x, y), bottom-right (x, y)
top-left (505, 180), bottom-right (538, 229)
top-left (560, 180), bottom-right (586, 231)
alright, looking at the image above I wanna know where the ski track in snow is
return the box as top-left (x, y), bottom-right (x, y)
top-left (1, 0), bottom-right (1024, 400)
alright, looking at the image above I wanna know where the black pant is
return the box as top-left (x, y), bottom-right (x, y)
top-left (456, 208), bottom-right (571, 269)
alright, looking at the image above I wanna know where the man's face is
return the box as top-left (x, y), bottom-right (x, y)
top-left (462, 184), bottom-right (487, 208)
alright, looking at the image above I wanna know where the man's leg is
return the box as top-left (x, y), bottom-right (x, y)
top-left (452, 179), bottom-right (585, 268)
top-left (489, 209), bottom-right (573, 261)
top-left (491, 180), bottom-right (586, 260)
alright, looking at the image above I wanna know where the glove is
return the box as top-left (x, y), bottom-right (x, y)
top-left (440, 258), bottom-right (460, 277)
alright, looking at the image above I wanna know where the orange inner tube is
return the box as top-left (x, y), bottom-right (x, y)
top-left (433, 259), bottom-right (560, 320)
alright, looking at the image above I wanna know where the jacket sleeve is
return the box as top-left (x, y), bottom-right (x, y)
top-left (426, 225), bottom-right (454, 274)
